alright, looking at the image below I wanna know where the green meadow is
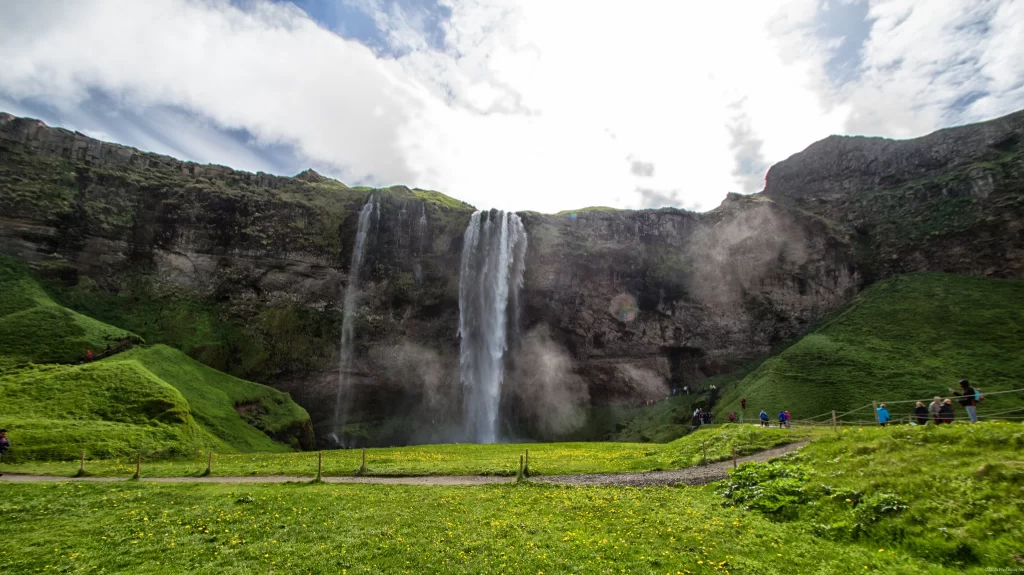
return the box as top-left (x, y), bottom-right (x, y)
top-left (2, 424), bottom-right (1022, 574)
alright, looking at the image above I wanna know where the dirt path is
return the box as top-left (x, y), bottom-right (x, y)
top-left (536, 441), bottom-right (808, 487)
top-left (0, 442), bottom-right (807, 487)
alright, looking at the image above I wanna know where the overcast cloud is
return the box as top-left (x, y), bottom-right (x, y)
top-left (1, 0), bottom-right (1022, 213)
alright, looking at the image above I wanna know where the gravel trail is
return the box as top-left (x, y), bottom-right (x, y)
top-left (535, 441), bottom-right (809, 487)
top-left (0, 442), bottom-right (807, 487)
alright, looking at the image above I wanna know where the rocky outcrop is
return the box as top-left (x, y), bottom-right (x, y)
top-left (764, 110), bottom-right (1024, 204)
top-left (764, 110), bottom-right (1024, 280)
top-left (2, 109), bottom-right (1022, 445)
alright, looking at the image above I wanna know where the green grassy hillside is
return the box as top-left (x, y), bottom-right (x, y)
top-left (121, 346), bottom-right (312, 451)
top-left (0, 257), bottom-right (312, 460)
top-left (0, 257), bottom-right (134, 363)
top-left (716, 273), bottom-right (1024, 422)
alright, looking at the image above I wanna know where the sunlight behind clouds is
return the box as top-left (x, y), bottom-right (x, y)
top-left (1, 0), bottom-right (1022, 213)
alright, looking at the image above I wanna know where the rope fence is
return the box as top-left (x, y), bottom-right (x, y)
top-left (781, 387), bottom-right (1024, 430)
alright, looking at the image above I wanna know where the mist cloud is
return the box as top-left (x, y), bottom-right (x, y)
top-left (684, 202), bottom-right (808, 304)
top-left (508, 326), bottom-right (589, 437)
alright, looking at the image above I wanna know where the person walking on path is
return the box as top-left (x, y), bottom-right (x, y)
top-left (784, 410), bottom-right (791, 429)
top-left (929, 396), bottom-right (943, 424)
top-left (759, 410), bottom-right (769, 428)
top-left (951, 380), bottom-right (979, 423)
top-left (740, 397), bottom-right (746, 410)
top-left (778, 410), bottom-right (786, 428)
top-left (939, 399), bottom-right (955, 424)
top-left (877, 403), bottom-right (891, 427)
top-left (914, 402), bottom-right (929, 425)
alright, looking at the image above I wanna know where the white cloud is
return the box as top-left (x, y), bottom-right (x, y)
top-left (841, 0), bottom-right (1024, 136)
top-left (1, 0), bottom-right (1022, 213)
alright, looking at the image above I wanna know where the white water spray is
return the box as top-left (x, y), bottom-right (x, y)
top-left (332, 196), bottom-right (377, 443)
top-left (457, 210), bottom-right (528, 443)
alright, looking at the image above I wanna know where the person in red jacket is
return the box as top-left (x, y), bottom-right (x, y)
top-left (85, 349), bottom-right (93, 362)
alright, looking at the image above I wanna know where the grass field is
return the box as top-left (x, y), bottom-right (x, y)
top-left (0, 256), bottom-right (313, 460)
top-left (716, 273), bottom-right (1024, 423)
top-left (0, 425), bottom-right (808, 478)
top-left (2, 424), bottom-right (1021, 574)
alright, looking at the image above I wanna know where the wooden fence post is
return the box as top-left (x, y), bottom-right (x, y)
top-left (524, 449), bottom-right (529, 477)
top-left (872, 401), bottom-right (879, 425)
top-left (361, 448), bottom-right (367, 474)
top-left (80, 450), bottom-right (86, 475)
top-left (702, 441), bottom-right (707, 465)
top-left (731, 446), bottom-right (737, 469)
top-left (207, 451), bottom-right (213, 475)
top-left (832, 410), bottom-right (838, 433)
top-left (134, 452), bottom-right (141, 479)
top-left (518, 454), bottom-right (524, 479)
top-left (317, 451), bottom-right (323, 481)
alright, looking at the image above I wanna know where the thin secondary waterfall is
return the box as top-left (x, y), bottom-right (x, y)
top-left (457, 210), bottom-right (528, 444)
top-left (332, 196), bottom-right (377, 444)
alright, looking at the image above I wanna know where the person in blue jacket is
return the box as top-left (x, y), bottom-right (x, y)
top-left (759, 410), bottom-right (769, 427)
top-left (877, 403), bottom-right (891, 427)
top-left (778, 410), bottom-right (786, 428)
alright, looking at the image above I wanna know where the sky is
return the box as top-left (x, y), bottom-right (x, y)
top-left (1, 0), bottom-right (1022, 213)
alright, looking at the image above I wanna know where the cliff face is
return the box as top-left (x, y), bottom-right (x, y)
top-left (2, 109), bottom-right (1022, 445)
top-left (763, 110), bottom-right (1024, 280)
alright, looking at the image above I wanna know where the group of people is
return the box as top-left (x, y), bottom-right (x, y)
top-left (879, 380), bottom-right (982, 426)
top-left (693, 407), bottom-right (713, 425)
top-left (755, 409), bottom-right (791, 428)
top-left (673, 383), bottom-right (719, 396)
top-left (753, 407), bottom-right (790, 425)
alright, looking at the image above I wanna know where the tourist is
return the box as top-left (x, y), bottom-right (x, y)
top-left (876, 403), bottom-right (891, 427)
top-left (85, 349), bottom-right (93, 362)
top-left (929, 396), bottom-right (943, 424)
top-left (759, 410), bottom-right (769, 427)
top-left (914, 402), bottom-right (928, 425)
top-left (740, 397), bottom-right (746, 410)
top-left (0, 428), bottom-right (9, 468)
top-left (939, 399), bottom-right (955, 424)
top-left (950, 379), bottom-right (979, 423)
top-left (778, 410), bottom-right (786, 428)
top-left (728, 412), bottom-right (736, 423)
top-left (784, 410), bottom-right (791, 429)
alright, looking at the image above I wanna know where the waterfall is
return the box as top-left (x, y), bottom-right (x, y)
top-left (332, 196), bottom-right (377, 444)
top-left (457, 210), bottom-right (528, 443)
top-left (414, 204), bottom-right (428, 284)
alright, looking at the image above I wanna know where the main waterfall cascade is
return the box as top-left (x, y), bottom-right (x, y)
top-left (331, 196), bottom-right (377, 444)
top-left (457, 210), bottom-right (528, 444)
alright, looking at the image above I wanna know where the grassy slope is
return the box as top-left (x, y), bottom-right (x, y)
top-left (1, 424), bottom-right (1020, 574)
top-left (118, 346), bottom-right (310, 452)
top-left (0, 257), bottom-right (134, 363)
top-left (716, 273), bottom-right (1024, 422)
top-left (722, 423), bottom-right (1024, 570)
top-left (0, 360), bottom-right (211, 460)
top-left (0, 257), bottom-right (311, 459)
